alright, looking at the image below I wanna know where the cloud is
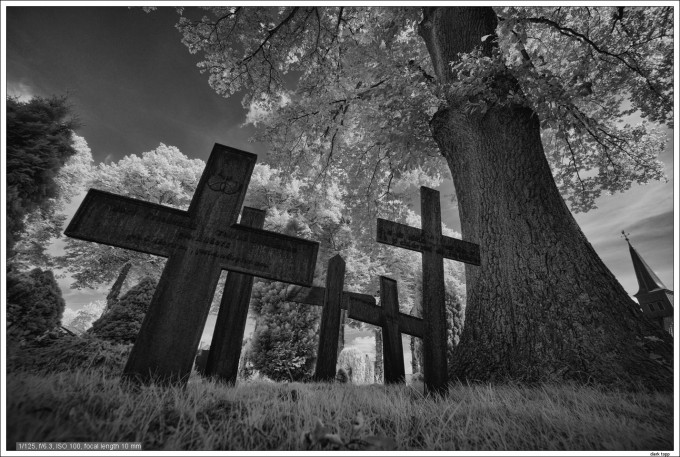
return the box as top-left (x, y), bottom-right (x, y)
top-left (624, 210), bottom-right (675, 241)
top-left (7, 80), bottom-right (35, 102)
top-left (346, 336), bottom-right (376, 360)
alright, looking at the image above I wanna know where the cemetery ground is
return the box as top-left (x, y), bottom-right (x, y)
top-left (5, 336), bottom-right (674, 451)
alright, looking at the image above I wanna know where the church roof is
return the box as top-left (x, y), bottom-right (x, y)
top-left (626, 238), bottom-right (669, 296)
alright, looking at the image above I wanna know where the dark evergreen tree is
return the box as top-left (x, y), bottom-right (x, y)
top-left (6, 95), bottom-right (80, 256)
top-left (88, 277), bottom-right (156, 344)
top-left (248, 293), bottom-right (320, 382)
top-left (7, 268), bottom-right (65, 340)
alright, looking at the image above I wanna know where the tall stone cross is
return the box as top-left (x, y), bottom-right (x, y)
top-left (286, 255), bottom-right (424, 384)
top-left (377, 186), bottom-right (480, 394)
top-left (64, 144), bottom-right (319, 385)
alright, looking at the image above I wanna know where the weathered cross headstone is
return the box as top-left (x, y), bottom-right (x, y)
top-left (204, 207), bottom-right (265, 384)
top-left (316, 254), bottom-right (346, 381)
top-left (286, 255), bottom-right (424, 384)
top-left (65, 143), bottom-right (319, 385)
top-left (377, 186), bottom-right (480, 394)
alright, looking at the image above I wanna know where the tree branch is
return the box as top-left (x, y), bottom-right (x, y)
top-left (522, 16), bottom-right (664, 98)
top-left (240, 7), bottom-right (300, 66)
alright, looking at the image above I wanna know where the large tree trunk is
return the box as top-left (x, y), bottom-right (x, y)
top-left (418, 7), bottom-right (673, 391)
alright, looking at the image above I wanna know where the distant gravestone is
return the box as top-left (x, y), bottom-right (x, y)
top-left (286, 255), bottom-right (424, 384)
top-left (65, 144), bottom-right (319, 385)
top-left (377, 186), bottom-right (480, 394)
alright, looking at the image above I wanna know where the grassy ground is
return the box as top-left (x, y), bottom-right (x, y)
top-left (5, 368), bottom-right (674, 451)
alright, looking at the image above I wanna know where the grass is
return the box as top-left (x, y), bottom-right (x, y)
top-left (5, 368), bottom-right (674, 451)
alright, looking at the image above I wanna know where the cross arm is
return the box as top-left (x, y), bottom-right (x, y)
top-left (64, 189), bottom-right (190, 257)
top-left (285, 285), bottom-right (424, 337)
top-left (285, 286), bottom-right (380, 322)
top-left (345, 292), bottom-right (381, 326)
top-left (397, 313), bottom-right (425, 338)
top-left (377, 218), bottom-right (424, 253)
top-left (440, 235), bottom-right (480, 265)
top-left (377, 218), bottom-right (480, 265)
top-left (285, 285), bottom-right (325, 306)
top-left (217, 225), bottom-right (319, 286)
top-left (346, 292), bottom-right (424, 337)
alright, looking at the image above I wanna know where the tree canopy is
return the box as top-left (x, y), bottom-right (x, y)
top-left (174, 6), bottom-right (671, 213)
top-left (11, 134), bottom-right (94, 270)
top-left (58, 143), bottom-right (205, 291)
top-left (6, 95), bottom-right (81, 256)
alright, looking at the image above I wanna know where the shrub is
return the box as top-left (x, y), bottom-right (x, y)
top-left (249, 298), bottom-right (320, 382)
top-left (7, 268), bottom-right (65, 341)
top-left (88, 277), bottom-right (156, 344)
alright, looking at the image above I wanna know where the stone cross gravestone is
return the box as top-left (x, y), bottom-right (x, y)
top-left (286, 255), bottom-right (425, 384)
top-left (377, 186), bottom-right (480, 394)
top-left (64, 143), bottom-right (319, 385)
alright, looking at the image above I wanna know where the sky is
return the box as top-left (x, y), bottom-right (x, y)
top-left (3, 6), bottom-right (677, 370)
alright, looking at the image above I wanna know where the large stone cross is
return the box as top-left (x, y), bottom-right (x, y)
top-left (286, 255), bottom-right (424, 384)
top-left (65, 143), bottom-right (319, 385)
top-left (377, 186), bottom-right (480, 394)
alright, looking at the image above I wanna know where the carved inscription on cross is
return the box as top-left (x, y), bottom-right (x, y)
top-left (286, 255), bottom-right (425, 383)
top-left (377, 186), bottom-right (481, 394)
top-left (65, 144), bottom-right (319, 385)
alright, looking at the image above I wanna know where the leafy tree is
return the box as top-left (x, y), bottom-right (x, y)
top-left (7, 268), bottom-right (65, 340)
top-left (248, 299), bottom-right (320, 382)
top-left (175, 6), bottom-right (673, 389)
top-left (63, 299), bottom-right (106, 334)
top-left (6, 95), bottom-right (81, 256)
top-left (11, 134), bottom-right (94, 270)
top-left (58, 143), bottom-right (204, 299)
top-left (88, 277), bottom-right (157, 344)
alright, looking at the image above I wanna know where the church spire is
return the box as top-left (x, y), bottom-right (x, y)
top-left (622, 231), bottom-right (668, 296)
top-left (622, 231), bottom-right (673, 337)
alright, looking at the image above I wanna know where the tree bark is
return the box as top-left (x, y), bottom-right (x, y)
top-left (419, 7), bottom-right (673, 391)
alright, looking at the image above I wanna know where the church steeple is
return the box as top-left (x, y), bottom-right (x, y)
top-left (622, 231), bottom-right (668, 296)
top-left (622, 231), bottom-right (674, 337)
